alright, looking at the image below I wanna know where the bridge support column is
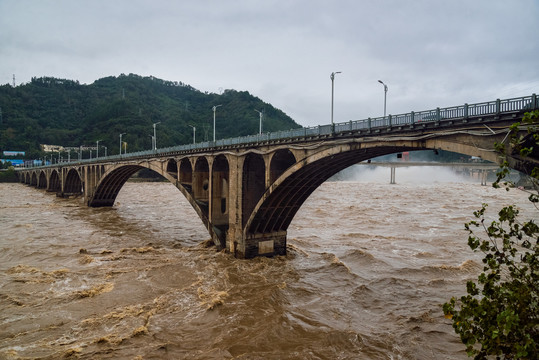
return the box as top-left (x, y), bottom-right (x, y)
top-left (390, 166), bottom-right (396, 184)
top-left (481, 169), bottom-right (488, 186)
top-left (224, 155), bottom-right (288, 259)
top-left (224, 156), bottom-right (241, 254)
top-left (60, 167), bottom-right (66, 195)
top-left (83, 166), bottom-right (100, 205)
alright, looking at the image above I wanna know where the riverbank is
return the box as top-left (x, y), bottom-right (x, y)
top-left (0, 168), bottom-right (17, 183)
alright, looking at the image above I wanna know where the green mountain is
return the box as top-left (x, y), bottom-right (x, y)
top-left (0, 74), bottom-right (301, 158)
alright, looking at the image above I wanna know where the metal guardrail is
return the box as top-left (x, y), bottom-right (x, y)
top-left (19, 93), bottom-right (538, 169)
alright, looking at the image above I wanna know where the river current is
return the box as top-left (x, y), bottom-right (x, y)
top-left (0, 166), bottom-right (535, 359)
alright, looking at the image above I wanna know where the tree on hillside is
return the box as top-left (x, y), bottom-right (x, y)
top-left (443, 110), bottom-right (538, 359)
top-left (0, 74), bottom-right (300, 157)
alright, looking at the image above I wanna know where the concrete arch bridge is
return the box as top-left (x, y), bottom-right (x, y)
top-left (16, 95), bottom-right (539, 258)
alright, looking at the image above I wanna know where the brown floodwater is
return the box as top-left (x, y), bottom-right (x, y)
top-left (0, 166), bottom-right (535, 359)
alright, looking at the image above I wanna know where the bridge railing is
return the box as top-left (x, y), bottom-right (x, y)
top-left (19, 93), bottom-right (537, 169)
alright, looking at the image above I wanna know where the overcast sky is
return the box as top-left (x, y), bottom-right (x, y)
top-left (1, 0), bottom-right (538, 127)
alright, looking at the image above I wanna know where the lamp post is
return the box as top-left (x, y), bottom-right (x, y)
top-left (152, 122), bottom-right (160, 150)
top-left (212, 105), bottom-right (222, 142)
top-left (104, 146), bottom-right (107, 157)
top-left (119, 133), bottom-right (126, 155)
top-left (188, 125), bottom-right (196, 144)
top-left (96, 140), bottom-right (101, 158)
top-left (330, 71), bottom-right (342, 130)
top-left (378, 80), bottom-right (388, 117)
top-left (254, 109), bottom-right (263, 135)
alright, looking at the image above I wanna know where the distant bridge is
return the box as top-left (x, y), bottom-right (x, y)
top-left (15, 94), bottom-right (539, 258)
top-left (357, 161), bottom-right (501, 184)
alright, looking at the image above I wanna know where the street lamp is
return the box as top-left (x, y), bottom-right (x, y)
top-left (96, 140), bottom-right (102, 158)
top-left (188, 124), bottom-right (196, 144)
top-left (378, 80), bottom-right (388, 117)
top-left (212, 105), bottom-right (222, 142)
top-left (104, 146), bottom-right (107, 157)
top-left (152, 122), bottom-right (161, 150)
top-left (254, 109), bottom-right (263, 135)
top-left (330, 71), bottom-right (342, 130)
top-left (119, 133), bottom-right (126, 155)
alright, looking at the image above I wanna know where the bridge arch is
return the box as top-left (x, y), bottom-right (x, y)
top-left (193, 157), bottom-right (210, 217)
top-left (90, 165), bottom-right (146, 207)
top-left (179, 158), bottom-right (193, 191)
top-left (48, 170), bottom-right (61, 192)
top-left (30, 172), bottom-right (37, 186)
top-left (245, 128), bottom-right (534, 249)
top-left (38, 171), bottom-right (47, 189)
top-left (242, 153), bottom-right (266, 227)
top-left (246, 145), bottom-right (415, 236)
top-left (270, 149), bottom-right (296, 183)
top-left (211, 155), bottom-right (230, 247)
top-left (64, 168), bottom-right (83, 195)
top-left (212, 155), bottom-right (229, 216)
top-left (87, 160), bottom-right (220, 247)
top-left (166, 159), bottom-right (178, 179)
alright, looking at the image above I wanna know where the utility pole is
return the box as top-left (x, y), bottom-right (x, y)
top-left (254, 109), bottom-right (263, 135)
top-left (330, 71), bottom-right (342, 131)
top-left (152, 122), bottom-right (160, 150)
top-left (188, 125), bottom-right (196, 144)
top-left (119, 133), bottom-right (126, 155)
top-left (12, 74), bottom-right (15, 87)
top-left (378, 80), bottom-right (388, 117)
top-left (212, 105), bottom-right (222, 142)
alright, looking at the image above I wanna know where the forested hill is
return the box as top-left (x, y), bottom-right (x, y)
top-left (0, 74), bottom-right (301, 158)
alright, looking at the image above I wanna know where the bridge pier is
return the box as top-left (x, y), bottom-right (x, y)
top-left (480, 169), bottom-right (488, 186)
top-left (390, 166), bottom-right (396, 184)
top-left (239, 231), bottom-right (287, 259)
